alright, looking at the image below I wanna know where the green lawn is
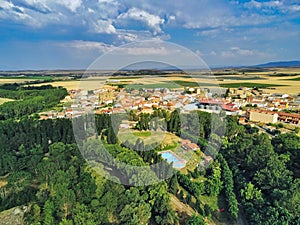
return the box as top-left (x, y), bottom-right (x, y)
top-left (162, 142), bottom-right (179, 151)
top-left (133, 131), bottom-right (152, 137)
top-left (118, 129), bottom-right (166, 146)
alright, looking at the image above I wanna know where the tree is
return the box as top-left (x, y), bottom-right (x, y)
top-left (241, 182), bottom-right (264, 205)
top-left (253, 154), bottom-right (292, 193)
top-left (272, 133), bottom-right (300, 175)
top-left (119, 202), bottom-right (151, 225)
top-left (204, 204), bottom-right (212, 217)
top-left (169, 174), bottom-right (179, 195)
top-left (168, 110), bottom-right (180, 134)
top-left (186, 193), bottom-right (192, 205)
top-left (107, 126), bottom-right (117, 144)
top-left (187, 214), bottom-right (206, 225)
top-left (195, 198), bottom-right (202, 214)
top-left (225, 116), bottom-right (243, 141)
top-left (43, 200), bottom-right (55, 225)
top-left (218, 154), bottom-right (239, 220)
top-left (245, 133), bottom-right (275, 178)
top-left (73, 204), bottom-right (97, 225)
top-left (179, 190), bottom-right (184, 200)
top-left (205, 160), bottom-right (222, 196)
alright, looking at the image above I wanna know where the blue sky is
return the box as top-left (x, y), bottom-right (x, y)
top-left (0, 0), bottom-right (300, 70)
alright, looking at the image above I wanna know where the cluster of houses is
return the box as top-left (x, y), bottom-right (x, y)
top-left (226, 87), bottom-right (299, 111)
top-left (224, 87), bottom-right (300, 124)
top-left (39, 84), bottom-right (299, 126)
top-left (101, 87), bottom-right (198, 114)
top-left (246, 109), bottom-right (300, 125)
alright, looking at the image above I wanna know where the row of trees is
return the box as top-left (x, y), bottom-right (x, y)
top-left (218, 154), bottom-right (239, 220)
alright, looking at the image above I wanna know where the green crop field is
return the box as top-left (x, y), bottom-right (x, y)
top-left (285, 76), bottom-right (300, 81)
top-left (0, 76), bottom-right (54, 80)
top-left (126, 82), bottom-right (181, 89)
top-left (172, 80), bottom-right (218, 87)
top-left (220, 82), bottom-right (285, 88)
top-left (216, 76), bottom-right (266, 80)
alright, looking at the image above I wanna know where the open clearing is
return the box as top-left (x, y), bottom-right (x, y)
top-left (0, 98), bottom-right (14, 105)
top-left (0, 207), bottom-right (24, 225)
top-left (0, 179), bottom-right (8, 188)
top-left (118, 129), bottom-right (179, 148)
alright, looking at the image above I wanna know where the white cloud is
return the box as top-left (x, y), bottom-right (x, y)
top-left (289, 4), bottom-right (300, 12)
top-left (221, 47), bottom-right (267, 58)
top-left (169, 15), bottom-right (175, 21)
top-left (1, 0), bottom-right (300, 68)
top-left (117, 7), bottom-right (165, 33)
top-left (245, 0), bottom-right (283, 9)
top-left (23, 0), bottom-right (51, 14)
top-left (118, 33), bottom-right (138, 42)
top-left (244, 0), bottom-right (300, 13)
top-left (58, 40), bottom-right (114, 52)
top-left (231, 47), bottom-right (254, 56)
top-left (1, 0), bottom-right (297, 39)
top-left (221, 51), bottom-right (235, 58)
top-left (92, 19), bottom-right (116, 34)
top-left (0, 0), bottom-right (36, 24)
top-left (195, 50), bottom-right (203, 56)
top-left (56, 39), bottom-right (180, 57)
top-left (59, 0), bottom-right (82, 12)
top-left (0, 0), bottom-right (14, 10)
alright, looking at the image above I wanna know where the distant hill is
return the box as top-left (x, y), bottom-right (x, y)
top-left (255, 61), bottom-right (300, 68)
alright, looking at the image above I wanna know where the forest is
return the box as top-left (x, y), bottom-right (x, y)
top-left (0, 85), bottom-right (299, 224)
top-left (0, 83), bottom-right (67, 120)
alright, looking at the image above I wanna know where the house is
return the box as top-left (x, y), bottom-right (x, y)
top-left (141, 106), bottom-right (153, 114)
top-left (238, 117), bottom-right (246, 124)
top-left (182, 143), bottom-right (200, 151)
top-left (247, 109), bottom-right (278, 123)
top-left (119, 123), bottom-right (130, 129)
top-left (277, 112), bottom-right (300, 124)
top-left (180, 139), bottom-right (191, 145)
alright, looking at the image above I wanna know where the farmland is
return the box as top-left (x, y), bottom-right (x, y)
top-left (1, 68), bottom-right (299, 95)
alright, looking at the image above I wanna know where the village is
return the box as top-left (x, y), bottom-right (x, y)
top-left (39, 82), bottom-right (300, 127)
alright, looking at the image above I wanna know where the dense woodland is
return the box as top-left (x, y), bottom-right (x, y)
top-left (0, 83), bottom-right (67, 120)
top-left (0, 85), bottom-right (299, 224)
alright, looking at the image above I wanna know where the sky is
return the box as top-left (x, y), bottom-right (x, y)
top-left (0, 0), bottom-right (300, 70)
